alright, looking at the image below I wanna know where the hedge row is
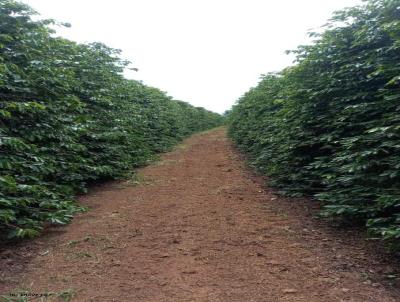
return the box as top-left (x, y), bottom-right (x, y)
top-left (229, 0), bottom-right (400, 245)
top-left (0, 0), bottom-right (223, 239)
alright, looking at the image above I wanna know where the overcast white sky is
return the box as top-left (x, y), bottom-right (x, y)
top-left (23, 0), bottom-right (362, 113)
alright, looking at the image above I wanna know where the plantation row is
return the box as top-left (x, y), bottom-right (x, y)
top-left (0, 1), bottom-right (223, 238)
top-left (229, 0), bottom-right (400, 245)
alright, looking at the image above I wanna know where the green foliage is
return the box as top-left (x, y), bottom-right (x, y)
top-left (229, 0), bottom-right (400, 244)
top-left (0, 0), bottom-right (223, 239)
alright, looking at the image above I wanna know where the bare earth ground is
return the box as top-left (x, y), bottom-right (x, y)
top-left (1, 127), bottom-right (400, 301)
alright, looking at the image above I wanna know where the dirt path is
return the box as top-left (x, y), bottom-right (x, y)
top-left (1, 128), bottom-right (399, 301)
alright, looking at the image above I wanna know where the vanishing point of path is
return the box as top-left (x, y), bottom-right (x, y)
top-left (1, 128), bottom-right (400, 301)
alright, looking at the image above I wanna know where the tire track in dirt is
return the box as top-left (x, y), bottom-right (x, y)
top-left (1, 128), bottom-right (399, 301)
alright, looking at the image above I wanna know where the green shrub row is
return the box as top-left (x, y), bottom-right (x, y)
top-left (229, 0), bottom-right (400, 245)
top-left (0, 0), bottom-right (223, 239)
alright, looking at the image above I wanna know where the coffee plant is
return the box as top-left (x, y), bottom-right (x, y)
top-left (229, 0), bottom-right (400, 245)
top-left (0, 0), bottom-right (223, 239)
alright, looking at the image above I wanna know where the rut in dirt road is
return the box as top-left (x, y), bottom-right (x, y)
top-left (1, 128), bottom-right (399, 302)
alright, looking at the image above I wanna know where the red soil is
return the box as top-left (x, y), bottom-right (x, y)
top-left (1, 128), bottom-right (399, 301)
